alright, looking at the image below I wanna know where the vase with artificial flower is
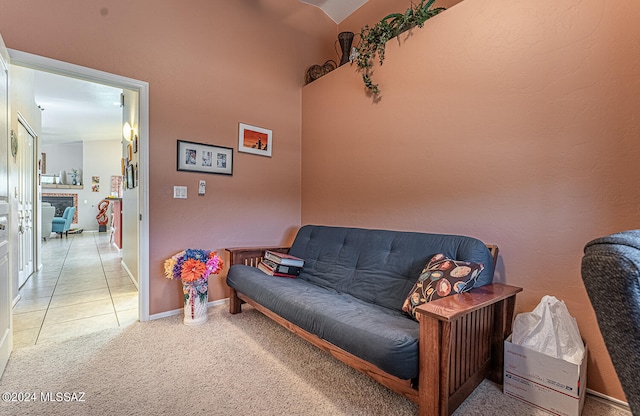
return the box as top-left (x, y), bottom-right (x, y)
top-left (70, 168), bottom-right (79, 185)
top-left (164, 249), bottom-right (224, 325)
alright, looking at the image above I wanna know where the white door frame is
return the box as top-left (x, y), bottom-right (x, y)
top-left (8, 50), bottom-right (151, 321)
top-left (0, 33), bottom-right (12, 379)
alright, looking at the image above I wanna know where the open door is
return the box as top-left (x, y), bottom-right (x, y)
top-left (16, 114), bottom-right (35, 288)
top-left (0, 33), bottom-right (13, 377)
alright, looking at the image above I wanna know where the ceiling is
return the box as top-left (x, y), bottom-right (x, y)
top-left (34, 70), bottom-right (123, 145)
top-left (33, 1), bottom-right (367, 145)
top-left (300, 0), bottom-right (368, 23)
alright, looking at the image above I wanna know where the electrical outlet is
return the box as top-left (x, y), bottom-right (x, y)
top-left (198, 180), bottom-right (206, 195)
top-left (173, 186), bottom-right (187, 199)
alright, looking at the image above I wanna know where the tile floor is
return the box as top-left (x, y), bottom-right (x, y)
top-left (12, 231), bottom-right (138, 348)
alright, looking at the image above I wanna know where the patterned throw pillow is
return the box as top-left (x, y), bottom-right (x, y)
top-left (402, 253), bottom-right (484, 319)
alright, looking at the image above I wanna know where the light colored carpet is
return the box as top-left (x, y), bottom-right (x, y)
top-left (0, 304), bottom-right (631, 415)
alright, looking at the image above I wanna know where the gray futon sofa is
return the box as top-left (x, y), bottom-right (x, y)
top-left (226, 225), bottom-right (521, 415)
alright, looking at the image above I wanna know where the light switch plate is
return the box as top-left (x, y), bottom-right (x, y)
top-left (173, 186), bottom-right (187, 199)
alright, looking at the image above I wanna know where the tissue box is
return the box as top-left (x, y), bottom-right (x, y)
top-left (504, 335), bottom-right (587, 416)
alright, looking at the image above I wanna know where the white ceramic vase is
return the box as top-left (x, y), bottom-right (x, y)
top-left (182, 282), bottom-right (208, 325)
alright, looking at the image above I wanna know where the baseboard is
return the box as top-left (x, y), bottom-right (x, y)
top-left (11, 293), bottom-right (21, 308)
top-left (587, 388), bottom-right (630, 412)
top-left (148, 298), bottom-right (227, 321)
top-left (112, 242), bottom-right (122, 254)
top-left (120, 260), bottom-right (137, 289)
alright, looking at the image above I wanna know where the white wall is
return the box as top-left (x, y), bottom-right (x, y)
top-left (41, 139), bottom-right (121, 231)
top-left (81, 140), bottom-right (121, 230)
top-left (41, 141), bottom-right (82, 183)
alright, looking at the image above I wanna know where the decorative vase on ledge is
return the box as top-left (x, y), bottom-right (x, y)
top-left (336, 31), bottom-right (354, 66)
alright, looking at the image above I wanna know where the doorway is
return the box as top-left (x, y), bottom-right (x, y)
top-left (8, 49), bottom-right (150, 325)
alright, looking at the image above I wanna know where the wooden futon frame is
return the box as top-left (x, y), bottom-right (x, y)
top-left (226, 245), bottom-right (522, 416)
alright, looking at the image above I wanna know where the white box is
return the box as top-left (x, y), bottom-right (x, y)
top-left (503, 336), bottom-right (587, 416)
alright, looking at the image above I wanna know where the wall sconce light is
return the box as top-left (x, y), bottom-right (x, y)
top-left (123, 122), bottom-right (134, 141)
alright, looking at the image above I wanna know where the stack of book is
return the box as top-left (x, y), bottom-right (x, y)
top-left (258, 250), bottom-right (304, 278)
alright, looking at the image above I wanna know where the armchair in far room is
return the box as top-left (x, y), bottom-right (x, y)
top-left (581, 230), bottom-right (640, 415)
top-left (41, 202), bottom-right (55, 240)
top-left (52, 206), bottom-right (76, 238)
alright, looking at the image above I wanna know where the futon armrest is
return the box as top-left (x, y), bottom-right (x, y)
top-left (225, 246), bottom-right (290, 267)
top-left (415, 283), bottom-right (522, 322)
top-left (416, 283), bottom-right (522, 413)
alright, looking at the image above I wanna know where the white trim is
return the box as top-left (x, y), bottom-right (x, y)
top-left (120, 259), bottom-right (138, 290)
top-left (8, 49), bottom-right (151, 322)
top-left (11, 294), bottom-right (21, 308)
top-left (586, 388), bottom-right (630, 411)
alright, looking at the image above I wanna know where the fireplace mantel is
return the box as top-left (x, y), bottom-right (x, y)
top-left (42, 184), bottom-right (83, 190)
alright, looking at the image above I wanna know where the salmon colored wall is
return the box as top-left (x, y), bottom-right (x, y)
top-left (302, 0), bottom-right (640, 401)
top-left (0, 0), bottom-right (336, 314)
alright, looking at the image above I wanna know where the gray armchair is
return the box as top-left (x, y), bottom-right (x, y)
top-left (41, 202), bottom-right (55, 240)
top-left (581, 230), bottom-right (640, 415)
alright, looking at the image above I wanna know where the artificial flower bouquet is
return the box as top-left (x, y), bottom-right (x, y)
top-left (164, 249), bottom-right (224, 304)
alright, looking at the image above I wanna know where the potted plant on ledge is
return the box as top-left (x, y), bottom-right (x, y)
top-left (354, 0), bottom-right (445, 95)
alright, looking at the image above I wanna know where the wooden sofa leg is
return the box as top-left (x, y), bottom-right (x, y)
top-left (229, 288), bottom-right (242, 314)
top-left (419, 316), bottom-right (446, 416)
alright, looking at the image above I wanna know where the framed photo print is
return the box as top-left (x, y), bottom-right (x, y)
top-left (177, 140), bottom-right (233, 175)
top-left (126, 164), bottom-right (134, 189)
top-left (238, 123), bottom-right (272, 157)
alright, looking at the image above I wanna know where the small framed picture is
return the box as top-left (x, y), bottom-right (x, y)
top-left (133, 135), bottom-right (138, 153)
top-left (126, 164), bottom-right (134, 189)
top-left (92, 176), bottom-right (100, 192)
top-left (238, 122), bottom-right (272, 157)
top-left (177, 140), bottom-right (233, 175)
top-left (127, 143), bottom-right (133, 161)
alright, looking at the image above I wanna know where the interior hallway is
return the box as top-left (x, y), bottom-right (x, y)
top-left (12, 232), bottom-right (138, 348)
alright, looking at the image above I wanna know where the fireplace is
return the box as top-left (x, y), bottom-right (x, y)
top-left (42, 193), bottom-right (78, 223)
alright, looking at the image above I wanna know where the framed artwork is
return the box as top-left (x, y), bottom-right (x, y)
top-left (126, 164), bottom-right (134, 189)
top-left (133, 135), bottom-right (138, 153)
top-left (127, 143), bottom-right (133, 160)
top-left (238, 122), bottom-right (272, 157)
top-left (92, 176), bottom-right (100, 192)
top-left (176, 140), bottom-right (233, 175)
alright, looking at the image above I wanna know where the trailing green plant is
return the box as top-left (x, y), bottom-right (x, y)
top-left (354, 0), bottom-right (445, 95)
